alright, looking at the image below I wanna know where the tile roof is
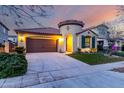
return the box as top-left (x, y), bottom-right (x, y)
top-left (58, 20), bottom-right (84, 28)
top-left (76, 24), bottom-right (109, 35)
top-left (15, 27), bottom-right (61, 35)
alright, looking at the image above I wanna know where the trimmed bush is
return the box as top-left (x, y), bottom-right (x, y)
top-left (112, 51), bottom-right (124, 57)
top-left (77, 48), bottom-right (81, 53)
top-left (0, 52), bottom-right (9, 61)
top-left (15, 46), bottom-right (25, 54)
top-left (0, 53), bottom-right (27, 79)
top-left (0, 43), bottom-right (5, 47)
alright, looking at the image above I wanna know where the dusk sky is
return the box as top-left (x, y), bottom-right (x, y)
top-left (0, 5), bottom-right (118, 31)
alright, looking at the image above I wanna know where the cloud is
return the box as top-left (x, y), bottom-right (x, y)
top-left (50, 5), bottom-right (117, 28)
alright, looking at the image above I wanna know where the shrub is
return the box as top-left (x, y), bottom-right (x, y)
top-left (77, 48), bottom-right (81, 53)
top-left (91, 48), bottom-right (97, 53)
top-left (0, 52), bottom-right (9, 61)
top-left (0, 43), bottom-right (5, 47)
top-left (0, 53), bottom-right (27, 79)
top-left (15, 46), bottom-right (25, 54)
top-left (112, 51), bottom-right (124, 57)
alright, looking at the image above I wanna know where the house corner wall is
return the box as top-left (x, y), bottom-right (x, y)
top-left (4, 42), bottom-right (9, 53)
top-left (17, 32), bottom-right (26, 48)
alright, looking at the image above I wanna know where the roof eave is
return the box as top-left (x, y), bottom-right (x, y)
top-left (76, 29), bottom-right (98, 36)
top-left (15, 30), bottom-right (62, 36)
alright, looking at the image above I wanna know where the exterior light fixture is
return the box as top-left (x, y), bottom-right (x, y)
top-left (20, 34), bottom-right (24, 42)
top-left (59, 38), bottom-right (64, 42)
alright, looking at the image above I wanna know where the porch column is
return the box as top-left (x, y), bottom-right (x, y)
top-left (72, 34), bottom-right (78, 52)
top-left (63, 36), bottom-right (67, 52)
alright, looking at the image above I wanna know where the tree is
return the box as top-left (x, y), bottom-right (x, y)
top-left (107, 21), bottom-right (124, 39)
top-left (0, 5), bottom-right (53, 27)
top-left (105, 6), bottom-right (124, 39)
top-left (117, 5), bottom-right (124, 16)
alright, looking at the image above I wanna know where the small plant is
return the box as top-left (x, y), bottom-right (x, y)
top-left (77, 48), bottom-right (81, 53)
top-left (112, 51), bottom-right (124, 57)
top-left (15, 46), bottom-right (25, 54)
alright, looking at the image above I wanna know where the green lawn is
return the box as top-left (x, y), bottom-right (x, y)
top-left (68, 53), bottom-right (124, 65)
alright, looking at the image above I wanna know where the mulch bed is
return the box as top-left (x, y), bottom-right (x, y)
top-left (111, 67), bottom-right (124, 73)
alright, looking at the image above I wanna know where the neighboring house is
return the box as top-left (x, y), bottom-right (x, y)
top-left (0, 22), bottom-right (9, 44)
top-left (15, 20), bottom-right (98, 53)
top-left (8, 30), bottom-right (17, 44)
top-left (8, 36), bottom-right (17, 43)
top-left (83, 24), bottom-right (110, 51)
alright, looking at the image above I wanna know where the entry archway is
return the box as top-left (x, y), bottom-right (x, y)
top-left (66, 34), bottom-right (73, 52)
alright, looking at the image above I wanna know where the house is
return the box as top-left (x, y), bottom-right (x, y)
top-left (82, 24), bottom-right (110, 51)
top-left (8, 30), bottom-right (17, 44)
top-left (15, 20), bottom-right (98, 53)
top-left (0, 22), bottom-right (9, 44)
top-left (0, 22), bottom-right (9, 52)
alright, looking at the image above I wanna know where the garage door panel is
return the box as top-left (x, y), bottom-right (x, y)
top-left (26, 38), bottom-right (57, 53)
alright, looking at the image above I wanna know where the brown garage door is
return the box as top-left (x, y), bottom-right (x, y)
top-left (26, 38), bottom-right (57, 53)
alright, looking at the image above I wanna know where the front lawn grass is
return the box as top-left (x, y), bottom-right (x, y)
top-left (68, 53), bottom-right (124, 65)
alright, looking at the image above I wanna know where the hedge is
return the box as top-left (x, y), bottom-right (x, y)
top-left (112, 51), bottom-right (124, 57)
top-left (0, 53), bottom-right (27, 79)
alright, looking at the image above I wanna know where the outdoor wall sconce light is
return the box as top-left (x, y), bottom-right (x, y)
top-left (59, 37), bottom-right (64, 42)
top-left (20, 38), bottom-right (23, 42)
top-left (20, 34), bottom-right (24, 42)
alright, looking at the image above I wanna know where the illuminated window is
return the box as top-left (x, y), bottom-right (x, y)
top-left (85, 36), bottom-right (90, 48)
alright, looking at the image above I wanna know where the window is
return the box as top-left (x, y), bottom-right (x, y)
top-left (13, 38), bottom-right (15, 41)
top-left (98, 27), bottom-right (107, 35)
top-left (66, 25), bottom-right (70, 30)
top-left (85, 36), bottom-right (90, 48)
top-left (3, 28), bottom-right (6, 33)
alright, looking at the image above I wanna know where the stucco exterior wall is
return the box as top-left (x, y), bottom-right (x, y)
top-left (4, 42), bottom-right (9, 53)
top-left (59, 25), bottom-right (83, 52)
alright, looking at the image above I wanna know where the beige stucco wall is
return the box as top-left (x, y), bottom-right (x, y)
top-left (4, 42), bottom-right (9, 53)
top-left (59, 25), bottom-right (83, 52)
top-left (17, 32), bottom-right (62, 52)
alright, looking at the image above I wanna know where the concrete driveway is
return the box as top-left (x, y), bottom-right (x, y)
top-left (26, 53), bottom-right (91, 73)
top-left (1, 53), bottom-right (124, 88)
